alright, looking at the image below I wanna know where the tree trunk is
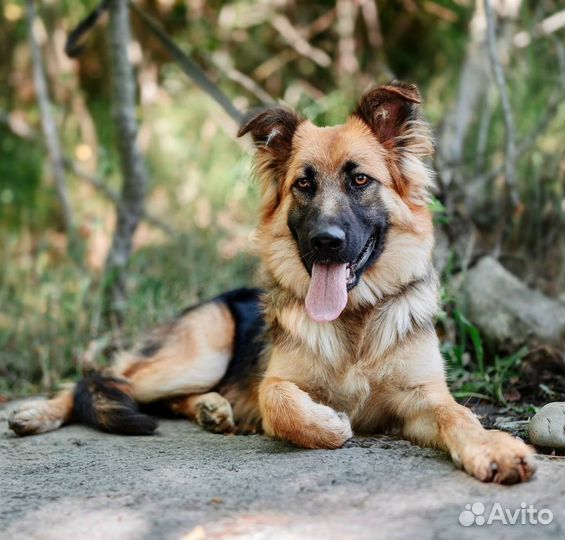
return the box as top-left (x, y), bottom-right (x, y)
top-left (437, 0), bottom-right (490, 190)
top-left (104, 0), bottom-right (149, 321)
top-left (437, 0), bottom-right (521, 190)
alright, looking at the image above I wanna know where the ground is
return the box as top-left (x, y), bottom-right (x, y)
top-left (1, 401), bottom-right (564, 540)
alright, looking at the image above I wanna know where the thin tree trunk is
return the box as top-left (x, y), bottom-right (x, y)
top-left (484, 0), bottom-right (519, 207)
top-left (336, 0), bottom-right (359, 88)
top-left (26, 0), bottom-right (76, 254)
top-left (437, 0), bottom-right (490, 189)
top-left (104, 0), bottom-right (149, 320)
top-left (360, 0), bottom-right (394, 81)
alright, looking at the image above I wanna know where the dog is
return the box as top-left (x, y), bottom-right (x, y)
top-left (8, 81), bottom-right (535, 484)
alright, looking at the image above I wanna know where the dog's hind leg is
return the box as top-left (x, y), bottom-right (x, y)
top-left (9, 387), bottom-right (74, 436)
top-left (68, 300), bottom-right (237, 435)
top-left (169, 392), bottom-right (235, 434)
top-left (115, 300), bottom-right (235, 403)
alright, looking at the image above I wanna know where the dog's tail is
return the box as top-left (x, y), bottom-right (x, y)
top-left (73, 374), bottom-right (158, 435)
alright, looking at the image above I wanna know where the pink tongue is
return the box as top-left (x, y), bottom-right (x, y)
top-left (305, 263), bottom-right (348, 323)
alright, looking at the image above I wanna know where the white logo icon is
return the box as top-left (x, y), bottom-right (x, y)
top-left (459, 502), bottom-right (485, 526)
top-left (459, 502), bottom-right (553, 527)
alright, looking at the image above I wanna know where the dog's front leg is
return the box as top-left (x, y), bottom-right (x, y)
top-left (383, 333), bottom-right (536, 483)
top-left (399, 382), bottom-right (536, 484)
top-left (259, 377), bottom-right (352, 449)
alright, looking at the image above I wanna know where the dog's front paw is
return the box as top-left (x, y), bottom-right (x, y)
top-left (335, 411), bottom-right (354, 442)
top-left (457, 430), bottom-right (536, 484)
top-left (326, 410), bottom-right (353, 446)
top-left (309, 409), bottom-right (352, 449)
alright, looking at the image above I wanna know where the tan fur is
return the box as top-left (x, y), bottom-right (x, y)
top-left (259, 376), bottom-right (352, 449)
top-left (221, 381), bottom-right (263, 434)
top-left (113, 301), bottom-right (235, 402)
top-left (9, 388), bottom-right (75, 436)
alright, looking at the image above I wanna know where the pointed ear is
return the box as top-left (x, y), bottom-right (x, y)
top-left (353, 81), bottom-right (422, 148)
top-left (237, 107), bottom-right (302, 177)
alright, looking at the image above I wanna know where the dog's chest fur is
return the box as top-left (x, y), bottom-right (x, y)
top-left (264, 276), bottom-right (439, 428)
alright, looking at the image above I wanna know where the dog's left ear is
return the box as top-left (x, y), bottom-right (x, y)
top-left (353, 81), bottom-right (422, 149)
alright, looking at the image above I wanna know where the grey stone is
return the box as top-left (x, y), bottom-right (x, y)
top-left (529, 402), bottom-right (565, 449)
top-left (464, 256), bottom-right (565, 350)
top-left (433, 226), bottom-right (451, 275)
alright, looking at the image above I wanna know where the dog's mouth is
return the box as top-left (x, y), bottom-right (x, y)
top-left (305, 235), bottom-right (377, 323)
top-left (345, 235), bottom-right (376, 287)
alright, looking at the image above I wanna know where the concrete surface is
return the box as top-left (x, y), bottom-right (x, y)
top-left (1, 401), bottom-right (564, 540)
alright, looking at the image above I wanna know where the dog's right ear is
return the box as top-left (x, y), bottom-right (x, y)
top-left (238, 107), bottom-right (302, 177)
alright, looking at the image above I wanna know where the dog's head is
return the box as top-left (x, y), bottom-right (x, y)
top-left (239, 82), bottom-right (434, 323)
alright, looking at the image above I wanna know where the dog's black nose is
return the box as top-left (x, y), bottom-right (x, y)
top-left (309, 225), bottom-right (346, 252)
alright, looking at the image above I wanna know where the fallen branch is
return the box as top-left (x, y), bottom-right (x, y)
top-left (206, 52), bottom-right (274, 105)
top-left (253, 10), bottom-right (336, 81)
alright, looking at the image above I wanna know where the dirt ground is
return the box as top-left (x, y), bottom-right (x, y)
top-left (1, 400), bottom-right (564, 540)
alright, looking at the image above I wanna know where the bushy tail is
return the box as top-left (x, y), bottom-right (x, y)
top-left (73, 374), bottom-right (158, 435)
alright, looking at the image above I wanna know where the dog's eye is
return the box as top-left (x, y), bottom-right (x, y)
top-left (295, 178), bottom-right (312, 191)
top-left (352, 174), bottom-right (370, 187)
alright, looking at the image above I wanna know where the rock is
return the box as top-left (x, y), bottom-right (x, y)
top-left (464, 256), bottom-right (565, 350)
top-left (529, 402), bottom-right (565, 449)
top-left (432, 226), bottom-right (451, 275)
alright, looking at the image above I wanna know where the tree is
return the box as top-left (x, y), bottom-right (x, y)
top-left (103, 0), bottom-right (149, 321)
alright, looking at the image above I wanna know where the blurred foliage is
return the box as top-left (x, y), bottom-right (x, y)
top-left (0, 0), bottom-right (563, 401)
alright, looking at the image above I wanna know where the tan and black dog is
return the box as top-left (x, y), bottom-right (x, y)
top-left (9, 82), bottom-right (535, 484)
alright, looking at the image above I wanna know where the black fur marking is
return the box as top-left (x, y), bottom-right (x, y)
top-left (342, 160), bottom-right (358, 175)
top-left (138, 340), bottom-right (162, 357)
top-left (287, 165), bottom-right (390, 289)
top-left (172, 288), bottom-right (266, 390)
top-left (212, 288), bottom-right (266, 389)
top-left (73, 374), bottom-right (158, 435)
